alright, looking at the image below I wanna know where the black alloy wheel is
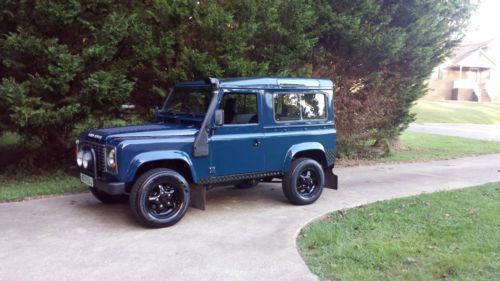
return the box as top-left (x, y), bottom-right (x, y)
top-left (146, 183), bottom-right (182, 218)
top-left (130, 168), bottom-right (190, 228)
top-left (282, 158), bottom-right (325, 205)
top-left (296, 169), bottom-right (320, 197)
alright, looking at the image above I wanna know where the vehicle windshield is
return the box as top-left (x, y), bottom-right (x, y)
top-left (163, 87), bottom-right (212, 117)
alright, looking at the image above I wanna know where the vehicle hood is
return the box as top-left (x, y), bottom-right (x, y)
top-left (83, 123), bottom-right (198, 142)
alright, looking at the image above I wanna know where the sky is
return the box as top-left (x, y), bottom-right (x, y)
top-left (464, 0), bottom-right (500, 41)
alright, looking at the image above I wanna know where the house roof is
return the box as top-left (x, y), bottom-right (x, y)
top-left (449, 40), bottom-right (497, 68)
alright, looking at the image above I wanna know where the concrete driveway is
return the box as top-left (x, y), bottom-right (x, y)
top-left (1, 154), bottom-right (499, 281)
top-left (408, 123), bottom-right (500, 141)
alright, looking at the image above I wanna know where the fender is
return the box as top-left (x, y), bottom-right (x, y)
top-left (123, 150), bottom-right (197, 183)
top-left (282, 142), bottom-right (326, 172)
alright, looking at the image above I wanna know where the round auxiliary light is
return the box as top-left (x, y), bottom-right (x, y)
top-left (76, 150), bottom-right (83, 167)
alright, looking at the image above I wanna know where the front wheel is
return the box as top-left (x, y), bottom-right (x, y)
top-left (129, 168), bottom-right (190, 228)
top-left (282, 158), bottom-right (325, 205)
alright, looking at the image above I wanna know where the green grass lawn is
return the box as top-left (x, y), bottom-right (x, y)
top-left (0, 172), bottom-right (87, 202)
top-left (298, 182), bottom-right (500, 281)
top-left (381, 131), bottom-right (500, 163)
top-left (412, 100), bottom-right (500, 124)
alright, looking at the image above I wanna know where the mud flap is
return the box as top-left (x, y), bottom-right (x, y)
top-left (324, 166), bottom-right (338, 190)
top-left (189, 185), bottom-right (207, 210)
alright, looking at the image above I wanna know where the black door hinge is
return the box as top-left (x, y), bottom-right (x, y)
top-left (209, 166), bottom-right (216, 174)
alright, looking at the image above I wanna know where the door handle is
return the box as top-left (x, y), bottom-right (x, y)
top-left (253, 139), bottom-right (261, 147)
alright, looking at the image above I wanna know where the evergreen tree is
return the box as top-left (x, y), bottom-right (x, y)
top-left (0, 0), bottom-right (317, 164)
top-left (0, 0), bottom-right (474, 165)
top-left (313, 0), bottom-right (473, 156)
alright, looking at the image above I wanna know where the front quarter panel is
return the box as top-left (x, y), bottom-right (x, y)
top-left (125, 150), bottom-right (197, 183)
top-left (113, 137), bottom-right (207, 184)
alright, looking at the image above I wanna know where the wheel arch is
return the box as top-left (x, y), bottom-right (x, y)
top-left (124, 151), bottom-right (197, 192)
top-left (282, 142), bottom-right (328, 172)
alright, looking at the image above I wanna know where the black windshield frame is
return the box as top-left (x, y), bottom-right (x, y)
top-left (162, 86), bottom-right (213, 117)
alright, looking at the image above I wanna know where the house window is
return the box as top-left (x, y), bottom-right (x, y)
top-left (431, 67), bottom-right (443, 80)
top-left (486, 70), bottom-right (493, 80)
top-left (468, 68), bottom-right (479, 82)
top-left (437, 68), bottom-right (444, 80)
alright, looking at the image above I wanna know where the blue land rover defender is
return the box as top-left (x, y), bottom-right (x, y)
top-left (72, 77), bottom-right (337, 228)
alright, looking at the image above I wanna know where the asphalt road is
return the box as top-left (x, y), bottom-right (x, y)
top-left (408, 123), bottom-right (500, 141)
top-left (1, 154), bottom-right (499, 281)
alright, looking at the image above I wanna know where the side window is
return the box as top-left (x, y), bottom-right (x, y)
top-left (220, 93), bottom-right (258, 124)
top-left (274, 94), bottom-right (301, 121)
top-left (301, 93), bottom-right (326, 120)
top-left (274, 93), bottom-right (326, 121)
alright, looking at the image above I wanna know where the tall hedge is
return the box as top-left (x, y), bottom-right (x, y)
top-left (0, 0), bottom-right (473, 165)
top-left (313, 0), bottom-right (473, 156)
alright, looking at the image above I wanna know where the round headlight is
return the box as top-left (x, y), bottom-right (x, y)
top-left (76, 150), bottom-right (83, 167)
top-left (107, 148), bottom-right (116, 169)
top-left (82, 151), bottom-right (92, 169)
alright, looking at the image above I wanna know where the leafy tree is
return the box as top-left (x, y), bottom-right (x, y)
top-left (313, 0), bottom-right (474, 156)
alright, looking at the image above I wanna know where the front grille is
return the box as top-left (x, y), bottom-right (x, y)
top-left (81, 140), bottom-right (106, 177)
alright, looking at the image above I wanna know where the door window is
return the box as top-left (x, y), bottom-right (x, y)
top-left (220, 93), bottom-right (258, 124)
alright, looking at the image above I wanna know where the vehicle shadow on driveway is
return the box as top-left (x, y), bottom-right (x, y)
top-left (73, 183), bottom-right (289, 229)
top-left (205, 184), bottom-right (289, 208)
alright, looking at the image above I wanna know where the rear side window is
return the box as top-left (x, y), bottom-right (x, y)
top-left (274, 94), bottom-right (301, 121)
top-left (274, 93), bottom-right (326, 121)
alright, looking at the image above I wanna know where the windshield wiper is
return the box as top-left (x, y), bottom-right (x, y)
top-left (165, 111), bottom-right (204, 118)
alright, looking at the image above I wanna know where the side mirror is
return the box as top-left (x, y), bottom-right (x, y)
top-left (214, 109), bottom-right (224, 126)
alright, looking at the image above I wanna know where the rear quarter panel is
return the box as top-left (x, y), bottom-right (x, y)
top-left (262, 89), bottom-right (336, 172)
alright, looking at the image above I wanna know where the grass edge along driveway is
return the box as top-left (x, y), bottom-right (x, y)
top-left (2, 131), bottom-right (500, 202)
top-left (297, 181), bottom-right (500, 281)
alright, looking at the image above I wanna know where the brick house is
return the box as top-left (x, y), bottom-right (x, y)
top-left (425, 39), bottom-right (500, 102)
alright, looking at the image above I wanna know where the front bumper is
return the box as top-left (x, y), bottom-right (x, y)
top-left (68, 166), bottom-right (126, 195)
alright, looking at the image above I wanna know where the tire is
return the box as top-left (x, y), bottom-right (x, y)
top-left (90, 187), bottom-right (128, 204)
top-left (129, 168), bottom-right (190, 228)
top-left (282, 158), bottom-right (325, 205)
top-left (234, 179), bottom-right (259, 189)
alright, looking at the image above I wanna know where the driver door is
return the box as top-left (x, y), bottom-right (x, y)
top-left (209, 90), bottom-right (265, 177)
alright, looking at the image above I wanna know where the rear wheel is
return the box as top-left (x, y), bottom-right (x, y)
top-left (282, 158), bottom-right (325, 205)
top-left (90, 187), bottom-right (128, 204)
top-left (129, 168), bottom-right (190, 228)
